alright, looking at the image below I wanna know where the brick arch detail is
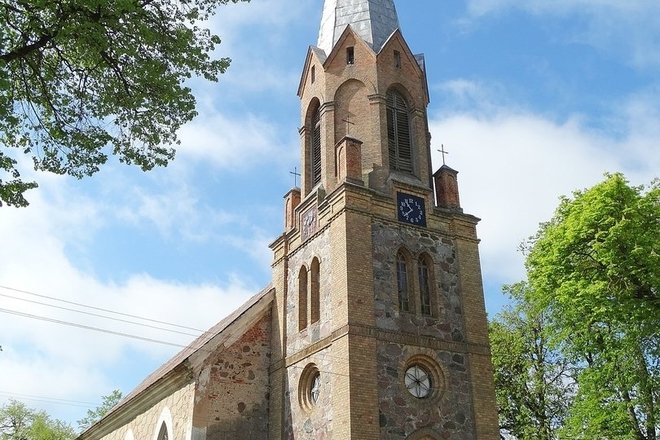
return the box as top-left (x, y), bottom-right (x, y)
top-left (333, 78), bottom-right (371, 145)
top-left (385, 82), bottom-right (419, 113)
top-left (406, 427), bottom-right (441, 440)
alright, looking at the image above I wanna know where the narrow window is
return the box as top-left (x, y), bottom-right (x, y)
top-left (311, 65), bottom-right (316, 83)
top-left (418, 256), bottom-right (432, 316)
top-left (310, 258), bottom-right (320, 324)
top-left (299, 267), bottom-right (308, 331)
top-left (386, 90), bottom-right (413, 172)
top-left (157, 423), bottom-right (168, 440)
top-left (396, 252), bottom-right (410, 312)
top-left (394, 50), bottom-right (401, 68)
top-left (311, 107), bottom-right (322, 186)
top-left (346, 47), bottom-right (355, 65)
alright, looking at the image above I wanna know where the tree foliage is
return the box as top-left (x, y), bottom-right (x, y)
top-left (0, 400), bottom-right (75, 440)
top-left (490, 282), bottom-right (574, 440)
top-left (77, 389), bottom-right (122, 433)
top-left (0, 0), bottom-right (248, 207)
top-left (524, 173), bottom-right (659, 440)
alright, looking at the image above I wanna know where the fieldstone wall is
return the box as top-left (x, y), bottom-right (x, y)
top-left (372, 220), bottom-right (464, 342)
top-left (98, 383), bottom-right (195, 440)
top-left (377, 343), bottom-right (475, 440)
top-left (192, 312), bottom-right (272, 440)
top-left (286, 228), bottom-right (334, 354)
top-left (283, 346), bottom-right (334, 440)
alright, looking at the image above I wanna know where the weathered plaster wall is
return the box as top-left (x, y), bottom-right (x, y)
top-left (98, 383), bottom-right (195, 440)
top-left (192, 312), bottom-right (272, 440)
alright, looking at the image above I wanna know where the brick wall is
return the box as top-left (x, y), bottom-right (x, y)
top-left (193, 313), bottom-right (272, 440)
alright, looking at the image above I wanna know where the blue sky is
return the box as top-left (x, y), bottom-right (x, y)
top-left (0, 0), bottom-right (658, 427)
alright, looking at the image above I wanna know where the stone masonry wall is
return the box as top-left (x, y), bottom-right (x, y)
top-left (286, 227), bottom-right (334, 354)
top-left (192, 312), bottom-right (272, 440)
top-left (372, 220), bottom-right (479, 439)
top-left (377, 343), bottom-right (475, 439)
top-left (282, 346), bottom-right (334, 440)
top-left (372, 220), bottom-right (465, 342)
top-left (98, 383), bottom-right (195, 440)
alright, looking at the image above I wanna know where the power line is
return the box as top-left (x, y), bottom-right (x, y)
top-left (0, 391), bottom-right (99, 408)
top-left (0, 307), bottom-right (191, 349)
top-left (0, 284), bottom-right (205, 332)
top-left (0, 292), bottom-right (201, 337)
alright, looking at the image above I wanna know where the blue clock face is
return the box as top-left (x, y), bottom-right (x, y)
top-left (397, 193), bottom-right (426, 227)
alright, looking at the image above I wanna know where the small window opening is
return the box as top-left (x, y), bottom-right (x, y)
top-left (310, 258), bottom-right (320, 324)
top-left (396, 252), bottom-right (410, 312)
top-left (419, 257), bottom-right (432, 316)
top-left (299, 267), bottom-right (308, 331)
top-left (311, 65), bottom-right (316, 83)
top-left (346, 47), bottom-right (355, 65)
top-left (394, 50), bottom-right (401, 68)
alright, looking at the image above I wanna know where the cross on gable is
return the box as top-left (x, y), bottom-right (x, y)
top-left (342, 114), bottom-right (356, 136)
top-left (437, 144), bottom-right (449, 166)
top-left (290, 166), bottom-right (301, 188)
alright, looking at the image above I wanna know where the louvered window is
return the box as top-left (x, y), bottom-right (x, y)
top-left (312, 108), bottom-right (322, 186)
top-left (387, 91), bottom-right (413, 173)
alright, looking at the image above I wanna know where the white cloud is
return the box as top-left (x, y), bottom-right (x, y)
top-left (0, 183), bottom-right (258, 423)
top-left (465, 0), bottom-right (660, 70)
top-left (177, 111), bottom-right (296, 169)
top-left (201, 0), bottom-right (315, 94)
top-left (429, 81), bottom-right (660, 284)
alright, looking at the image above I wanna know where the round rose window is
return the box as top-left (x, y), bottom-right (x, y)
top-left (405, 364), bottom-right (432, 398)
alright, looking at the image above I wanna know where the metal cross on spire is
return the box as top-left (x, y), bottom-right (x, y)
top-left (290, 167), bottom-right (301, 188)
top-left (437, 144), bottom-right (449, 166)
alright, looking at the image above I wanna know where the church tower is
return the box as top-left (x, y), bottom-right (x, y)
top-left (270, 1), bottom-right (500, 438)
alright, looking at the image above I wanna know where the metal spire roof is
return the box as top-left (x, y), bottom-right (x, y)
top-left (317, 0), bottom-right (400, 55)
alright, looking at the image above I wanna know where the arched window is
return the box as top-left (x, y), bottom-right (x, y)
top-left (311, 106), bottom-right (322, 186)
top-left (418, 255), bottom-right (432, 316)
top-left (310, 258), bottom-right (320, 324)
top-left (156, 422), bottom-right (168, 440)
top-left (396, 251), bottom-right (411, 312)
top-left (299, 266), bottom-right (308, 331)
top-left (387, 90), bottom-right (413, 173)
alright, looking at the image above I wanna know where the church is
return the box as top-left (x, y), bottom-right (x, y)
top-left (77, 1), bottom-right (499, 439)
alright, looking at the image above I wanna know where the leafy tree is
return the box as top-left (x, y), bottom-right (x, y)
top-left (524, 174), bottom-right (659, 440)
top-left (490, 282), bottom-right (574, 440)
top-left (0, 400), bottom-right (75, 440)
top-left (77, 390), bottom-right (122, 432)
top-left (0, 0), bottom-right (249, 207)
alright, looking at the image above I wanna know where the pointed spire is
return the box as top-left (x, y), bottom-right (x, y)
top-left (317, 0), bottom-right (400, 55)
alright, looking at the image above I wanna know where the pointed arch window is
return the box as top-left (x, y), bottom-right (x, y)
top-left (311, 107), bottom-right (322, 187)
top-left (387, 90), bottom-right (413, 173)
top-left (157, 422), bottom-right (168, 440)
top-left (299, 266), bottom-right (308, 331)
top-left (418, 255), bottom-right (432, 316)
top-left (396, 251), bottom-right (411, 312)
top-left (310, 258), bottom-right (320, 324)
